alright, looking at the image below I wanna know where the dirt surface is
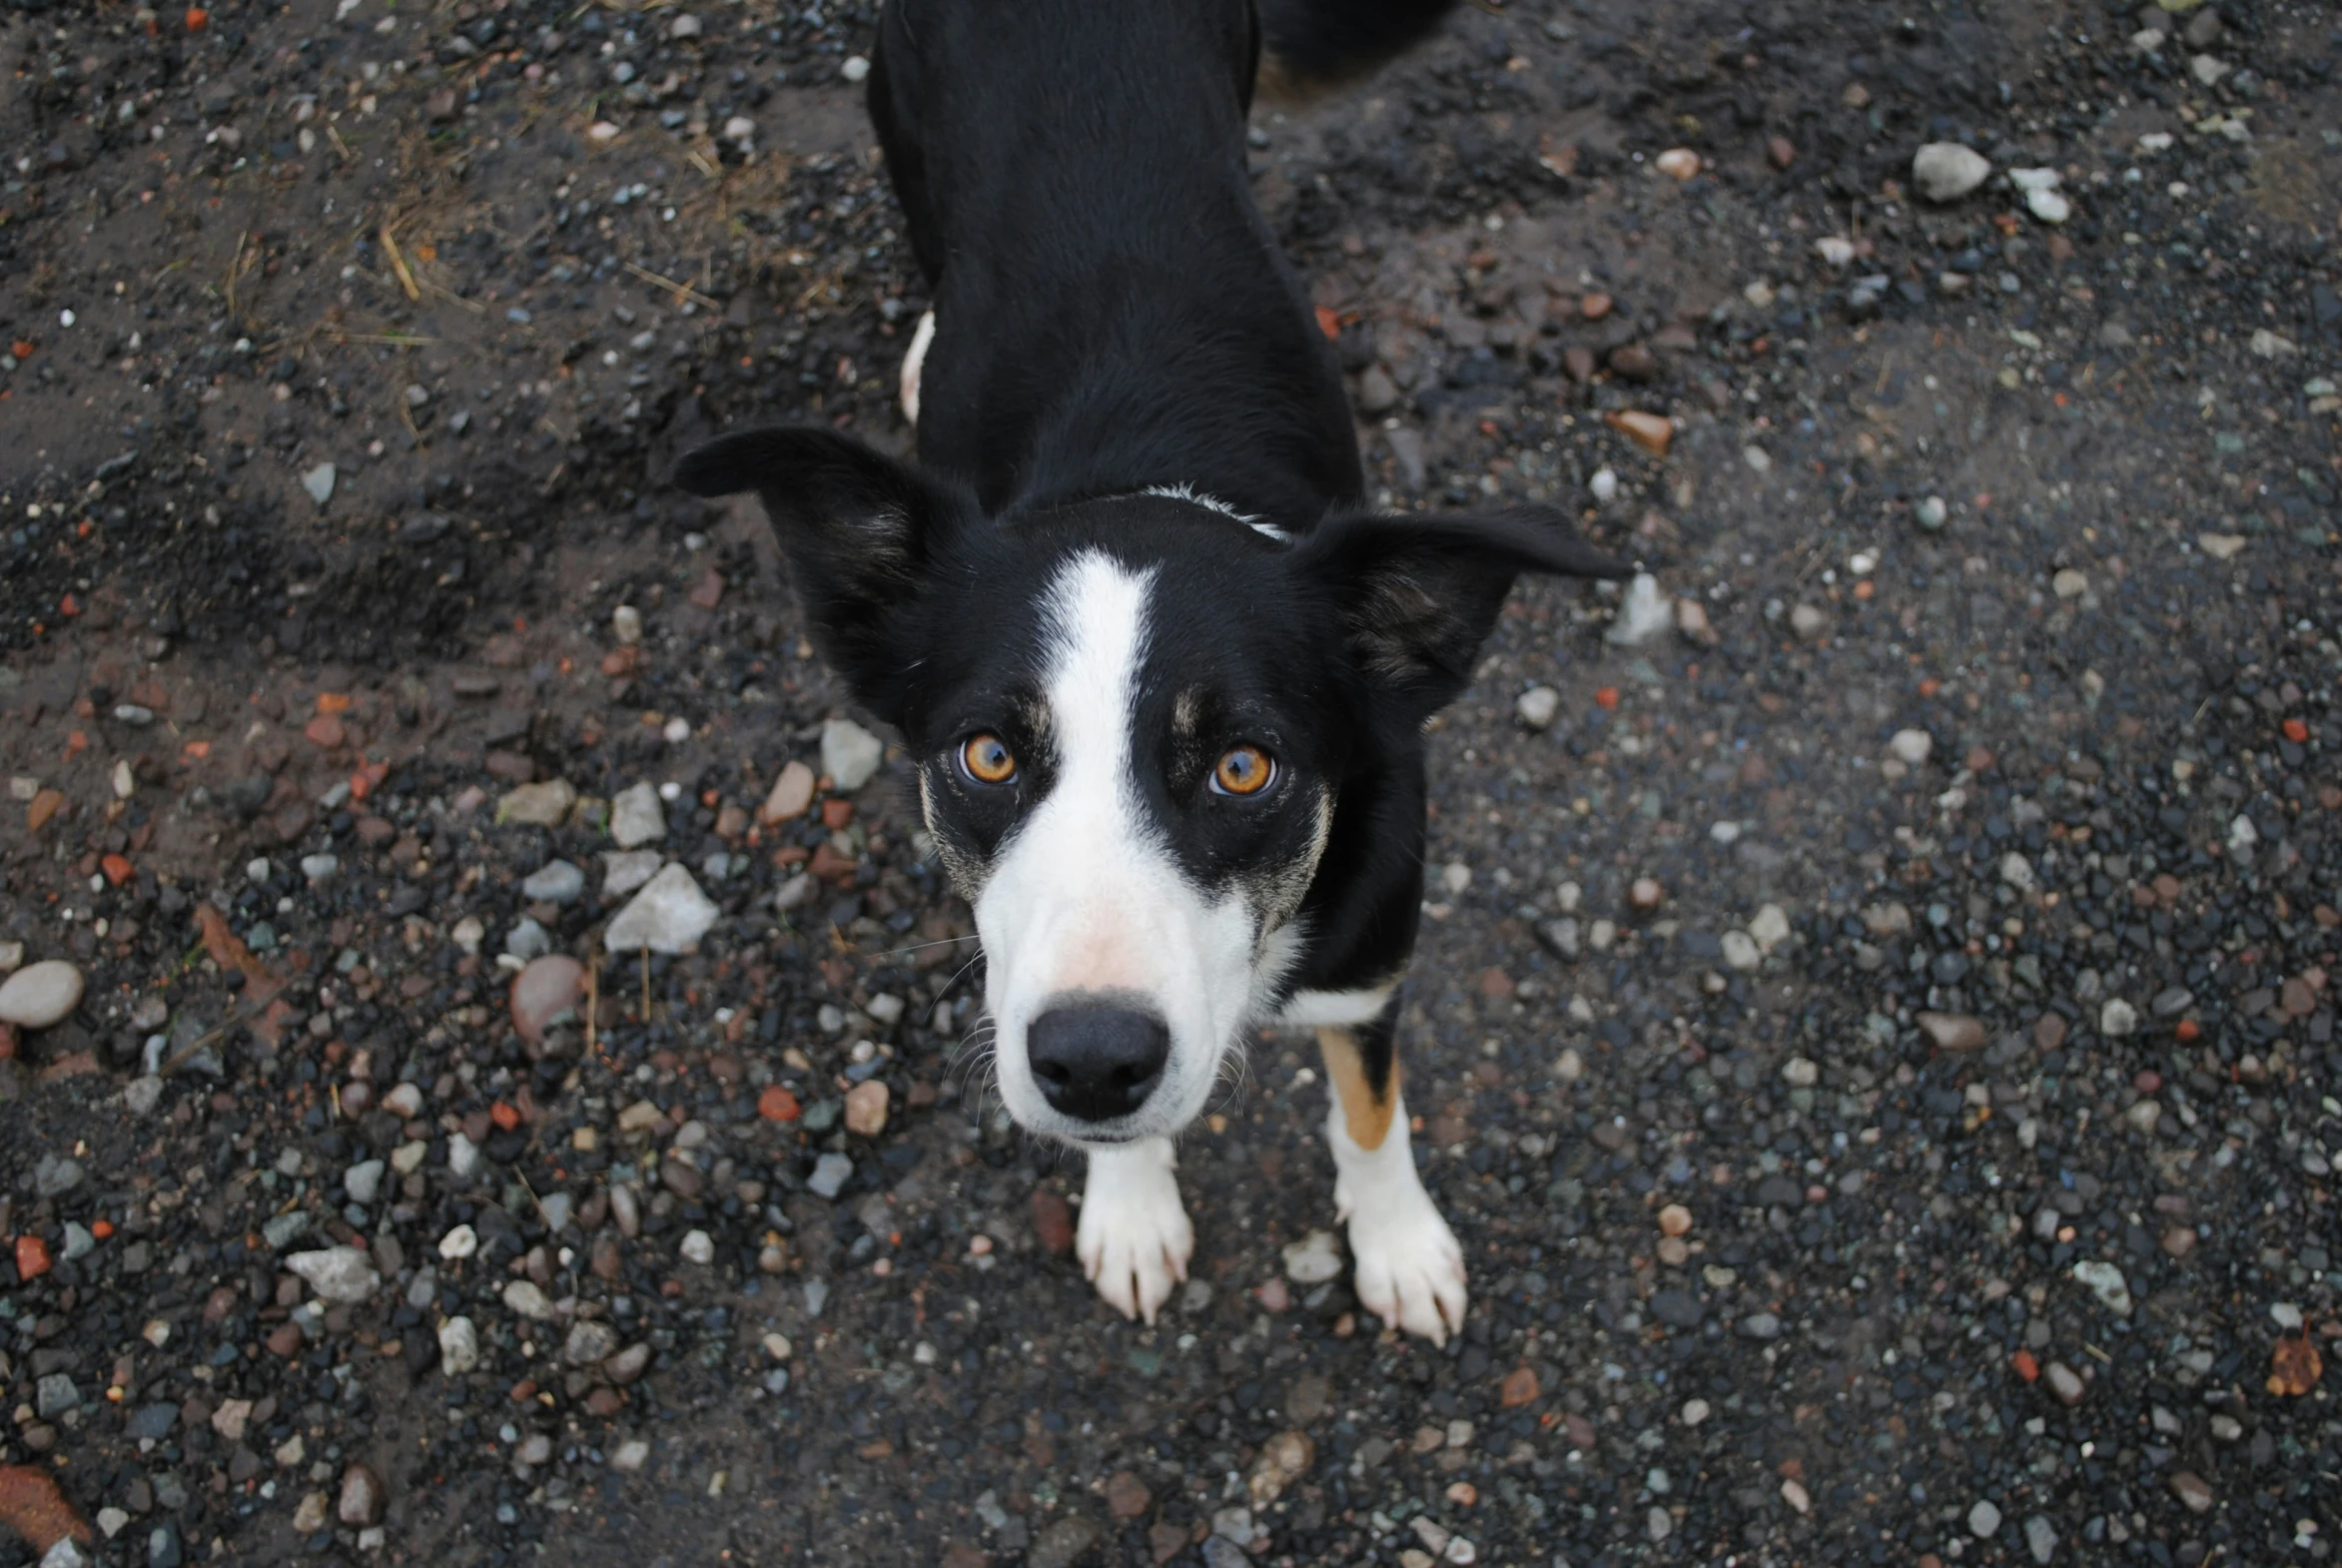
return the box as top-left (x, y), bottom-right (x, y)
top-left (3, 0), bottom-right (2341, 1564)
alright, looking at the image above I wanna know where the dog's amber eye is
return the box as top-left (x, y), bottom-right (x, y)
top-left (1211, 744), bottom-right (1275, 797)
top-left (960, 733), bottom-right (1018, 785)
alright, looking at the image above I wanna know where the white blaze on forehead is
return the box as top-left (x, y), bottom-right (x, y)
top-left (974, 548), bottom-right (1270, 1140)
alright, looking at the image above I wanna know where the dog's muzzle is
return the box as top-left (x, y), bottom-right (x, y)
top-left (1026, 1001), bottom-right (1170, 1123)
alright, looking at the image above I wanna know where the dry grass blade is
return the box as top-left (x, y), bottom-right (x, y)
top-left (622, 259), bottom-right (721, 311)
top-left (380, 225), bottom-right (421, 302)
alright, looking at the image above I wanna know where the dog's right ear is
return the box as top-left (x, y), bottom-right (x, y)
top-left (672, 426), bottom-right (973, 723)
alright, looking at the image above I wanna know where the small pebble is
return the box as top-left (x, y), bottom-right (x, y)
top-left (0, 960), bottom-right (85, 1029)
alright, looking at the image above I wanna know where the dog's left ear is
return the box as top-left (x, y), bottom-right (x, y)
top-left (1297, 505), bottom-right (1629, 720)
top-left (673, 426), bottom-right (975, 725)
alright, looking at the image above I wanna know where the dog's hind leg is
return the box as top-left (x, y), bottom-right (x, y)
top-left (1317, 1012), bottom-right (1467, 1345)
top-left (1076, 1136), bottom-right (1194, 1325)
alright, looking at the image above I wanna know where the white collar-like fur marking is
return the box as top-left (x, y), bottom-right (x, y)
top-left (1140, 482), bottom-right (1293, 543)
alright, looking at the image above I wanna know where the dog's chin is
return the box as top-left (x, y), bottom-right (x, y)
top-left (992, 1069), bottom-right (1217, 1149)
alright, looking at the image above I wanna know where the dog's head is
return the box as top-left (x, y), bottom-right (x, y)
top-left (675, 427), bottom-right (1624, 1143)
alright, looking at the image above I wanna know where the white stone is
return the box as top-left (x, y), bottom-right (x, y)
top-left (840, 54), bottom-right (870, 82)
top-left (1721, 931), bottom-right (1761, 972)
top-left (1915, 495), bottom-right (1949, 530)
top-left (302, 462), bottom-right (337, 505)
top-left (679, 1228), bottom-right (715, 1265)
top-left (0, 960), bottom-right (85, 1028)
top-left (437, 1224), bottom-right (479, 1260)
top-left (344, 1160), bottom-right (386, 1205)
top-left (1515, 686), bottom-right (1560, 730)
top-left (610, 782), bottom-right (666, 848)
top-left (1815, 235), bottom-right (1856, 268)
top-left (2189, 53), bottom-right (2228, 85)
top-left (1913, 143), bottom-right (1992, 203)
top-left (1888, 728), bottom-right (1934, 766)
top-left (822, 717), bottom-right (886, 792)
top-left (2100, 998), bottom-right (2138, 1037)
top-left (1748, 904), bottom-right (1792, 954)
top-left (610, 1439), bottom-right (651, 1473)
top-left (2000, 853), bottom-right (2036, 891)
top-left (1589, 467), bottom-right (1618, 503)
top-left (502, 1279), bottom-right (556, 1320)
top-left (605, 863), bottom-right (721, 955)
top-left (287, 1246), bottom-right (381, 1303)
top-left (1605, 572), bottom-right (1672, 647)
top-left (1281, 1229), bottom-right (1344, 1284)
top-left (2024, 186), bottom-right (2071, 224)
top-left (2073, 1259), bottom-right (2132, 1315)
top-left (1969, 1499), bottom-right (2003, 1537)
top-left (437, 1315), bottom-right (480, 1374)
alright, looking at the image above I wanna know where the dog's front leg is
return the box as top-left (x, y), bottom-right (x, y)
top-left (1318, 1018), bottom-right (1467, 1345)
top-left (1076, 1136), bottom-right (1193, 1324)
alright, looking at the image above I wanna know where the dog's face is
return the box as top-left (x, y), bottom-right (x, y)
top-left (674, 428), bottom-right (1624, 1144)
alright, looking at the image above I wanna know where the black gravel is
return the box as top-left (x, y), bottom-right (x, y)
top-left (2, 0), bottom-right (2338, 1564)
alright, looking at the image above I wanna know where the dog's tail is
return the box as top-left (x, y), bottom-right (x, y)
top-left (1255, 0), bottom-right (1462, 100)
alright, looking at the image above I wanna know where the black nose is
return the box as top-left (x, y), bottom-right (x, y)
top-left (1026, 1004), bottom-right (1170, 1122)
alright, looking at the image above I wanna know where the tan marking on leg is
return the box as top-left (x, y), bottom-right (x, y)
top-left (1316, 1025), bottom-right (1398, 1152)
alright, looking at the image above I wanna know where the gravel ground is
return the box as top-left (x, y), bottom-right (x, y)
top-left (3, 0), bottom-right (2340, 1564)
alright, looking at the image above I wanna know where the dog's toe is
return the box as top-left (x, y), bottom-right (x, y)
top-left (1347, 1199), bottom-right (1467, 1346)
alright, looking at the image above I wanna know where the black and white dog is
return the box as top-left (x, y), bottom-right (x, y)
top-left (677, 0), bottom-right (1625, 1343)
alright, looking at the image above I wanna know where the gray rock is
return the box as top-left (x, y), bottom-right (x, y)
top-left (344, 1160), bottom-right (386, 1206)
top-left (808, 1152), bottom-right (855, 1199)
top-left (1968, 1498), bottom-right (2002, 1537)
top-left (125, 1402), bottom-right (178, 1441)
top-left (562, 1319), bottom-right (620, 1366)
top-left (36, 1373), bottom-right (81, 1417)
top-left (1356, 366), bottom-right (1399, 414)
top-left (34, 1154), bottom-right (84, 1197)
top-left (0, 960), bottom-right (85, 1029)
top-left (262, 1211), bottom-right (312, 1249)
top-left (300, 853), bottom-right (340, 884)
top-left (2025, 1514), bottom-right (2058, 1564)
top-left (287, 1246), bottom-right (382, 1303)
top-left (521, 859), bottom-right (587, 903)
top-left (41, 1538), bottom-right (92, 1568)
top-left (601, 849), bottom-right (664, 897)
top-left (604, 864), bottom-right (720, 955)
top-left (1027, 1514), bottom-right (1103, 1568)
top-left (1739, 1311), bottom-right (1783, 1339)
top-left (302, 462), bottom-right (337, 506)
top-left (610, 782), bottom-right (667, 848)
top-left (1913, 142), bottom-right (1992, 202)
top-left (504, 917), bottom-right (552, 962)
top-left (822, 717), bottom-right (887, 793)
top-left (496, 779), bottom-right (577, 827)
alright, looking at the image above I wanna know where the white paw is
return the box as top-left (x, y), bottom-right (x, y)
top-left (1076, 1140), bottom-right (1192, 1324)
top-left (1344, 1186), bottom-right (1468, 1346)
